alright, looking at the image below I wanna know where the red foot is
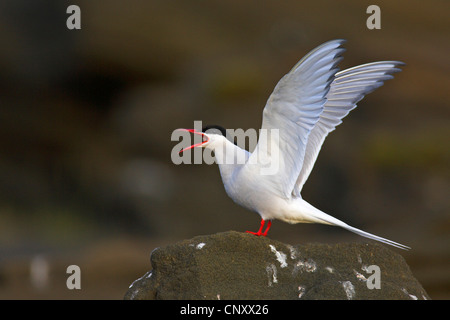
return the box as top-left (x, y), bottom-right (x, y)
top-left (246, 219), bottom-right (272, 237)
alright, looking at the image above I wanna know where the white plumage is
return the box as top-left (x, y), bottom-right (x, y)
top-left (179, 40), bottom-right (409, 250)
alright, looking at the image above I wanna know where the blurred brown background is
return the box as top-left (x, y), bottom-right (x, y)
top-left (0, 0), bottom-right (448, 299)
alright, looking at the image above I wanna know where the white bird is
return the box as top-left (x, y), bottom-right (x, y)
top-left (178, 39), bottom-right (409, 250)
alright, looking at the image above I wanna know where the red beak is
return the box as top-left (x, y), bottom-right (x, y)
top-left (177, 129), bottom-right (209, 153)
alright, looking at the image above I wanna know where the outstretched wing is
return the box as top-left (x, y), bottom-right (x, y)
top-left (292, 61), bottom-right (404, 196)
top-left (247, 40), bottom-right (346, 198)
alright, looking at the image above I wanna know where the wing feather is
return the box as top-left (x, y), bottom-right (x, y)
top-left (247, 40), bottom-right (347, 198)
top-left (293, 61), bottom-right (404, 195)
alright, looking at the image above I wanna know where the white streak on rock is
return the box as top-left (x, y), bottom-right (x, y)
top-left (341, 281), bottom-right (355, 300)
top-left (269, 245), bottom-right (288, 268)
top-left (266, 263), bottom-right (278, 286)
top-left (288, 245), bottom-right (298, 259)
top-left (354, 269), bottom-right (367, 282)
top-left (129, 272), bottom-right (148, 289)
top-left (196, 242), bottom-right (206, 249)
top-left (293, 258), bottom-right (317, 275)
top-left (298, 285), bottom-right (306, 299)
top-left (402, 288), bottom-right (418, 300)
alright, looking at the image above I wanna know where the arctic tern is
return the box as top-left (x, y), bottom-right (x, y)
top-left (178, 39), bottom-right (409, 249)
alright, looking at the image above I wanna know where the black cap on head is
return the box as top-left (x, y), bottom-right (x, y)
top-left (202, 125), bottom-right (226, 136)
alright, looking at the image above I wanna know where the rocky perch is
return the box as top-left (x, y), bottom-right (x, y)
top-left (124, 231), bottom-right (429, 300)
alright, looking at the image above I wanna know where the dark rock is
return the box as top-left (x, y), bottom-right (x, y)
top-left (124, 231), bottom-right (429, 300)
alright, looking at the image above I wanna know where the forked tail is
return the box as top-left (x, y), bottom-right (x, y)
top-left (307, 206), bottom-right (410, 250)
top-left (337, 222), bottom-right (410, 250)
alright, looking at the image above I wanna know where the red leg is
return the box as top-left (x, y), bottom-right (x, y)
top-left (246, 219), bottom-right (265, 236)
top-left (246, 219), bottom-right (271, 237)
top-left (262, 220), bottom-right (272, 236)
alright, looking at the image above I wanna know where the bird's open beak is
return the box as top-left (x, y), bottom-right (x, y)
top-left (177, 129), bottom-right (209, 153)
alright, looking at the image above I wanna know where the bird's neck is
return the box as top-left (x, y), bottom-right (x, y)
top-left (209, 138), bottom-right (250, 187)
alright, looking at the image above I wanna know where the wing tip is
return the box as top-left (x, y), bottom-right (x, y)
top-left (327, 38), bottom-right (347, 45)
top-left (321, 39), bottom-right (347, 51)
